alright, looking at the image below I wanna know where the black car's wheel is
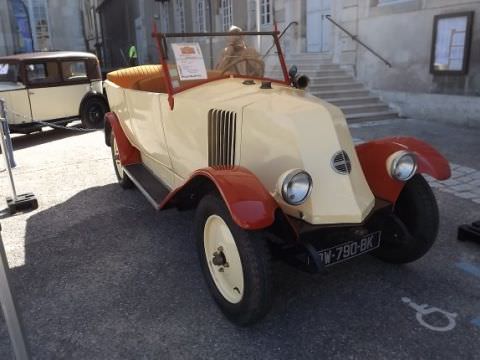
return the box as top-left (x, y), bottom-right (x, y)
top-left (194, 194), bottom-right (272, 326)
top-left (110, 131), bottom-right (133, 189)
top-left (374, 174), bottom-right (439, 264)
top-left (81, 97), bottom-right (108, 129)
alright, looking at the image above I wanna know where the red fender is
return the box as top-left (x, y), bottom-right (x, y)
top-left (105, 112), bottom-right (141, 165)
top-left (356, 137), bottom-right (451, 203)
top-left (160, 167), bottom-right (279, 230)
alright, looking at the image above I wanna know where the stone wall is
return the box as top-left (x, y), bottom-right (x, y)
top-left (48, 0), bottom-right (86, 52)
top-left (353, 0), bottom-right (480, 97)
top-left (0, 0), bottom-right (15, 56)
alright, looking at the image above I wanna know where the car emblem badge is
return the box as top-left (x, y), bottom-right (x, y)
top-left (331, 150), bottom-right (352, 174)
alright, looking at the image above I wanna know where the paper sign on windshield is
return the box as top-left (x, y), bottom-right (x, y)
top-left (171, 43), bottom-right (207, 81)
top-left (0, 64), bottom-right (8, 75)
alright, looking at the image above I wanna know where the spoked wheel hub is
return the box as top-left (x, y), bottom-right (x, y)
top-left (88, 104), bottom-right (103, 124)
top-left (112, 137), bottom-right (123, 179)
top-left (204, 215), bottom-right (244, 304)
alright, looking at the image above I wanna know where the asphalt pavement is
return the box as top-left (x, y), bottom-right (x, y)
top-left (0, 119), bottom-right (479, 359)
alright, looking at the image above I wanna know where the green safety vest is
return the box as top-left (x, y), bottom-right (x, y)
top-left (129, 45), bottom-right (137, 59)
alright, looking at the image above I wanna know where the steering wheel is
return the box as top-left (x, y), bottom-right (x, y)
top-left (220, 57), bottom-right (265, 77)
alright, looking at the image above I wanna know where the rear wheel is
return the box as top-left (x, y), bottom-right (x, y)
top-left (374, 174), bottom-right (439, 263)
top-left (110, 131), bottom-right (133, 189)
top-left (81, 97), bottom-right (107, 129)
top-left (194, 194), bottom-right (272, 326)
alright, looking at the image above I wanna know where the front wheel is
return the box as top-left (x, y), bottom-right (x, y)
top-left (81, 97), bottom-right (108, 129)
top-left (110, 131), bottom-right (133, 189)
top-left (374, 174), bottom-right (439, 264)
top-left (194, 194), bottom-right (272, 326)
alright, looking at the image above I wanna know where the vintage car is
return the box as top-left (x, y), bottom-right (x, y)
top-left (0, 51), bottom-right (108, 133)
top-left (103, 29), bottom-right (451, 325)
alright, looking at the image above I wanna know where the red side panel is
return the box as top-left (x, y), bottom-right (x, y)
top-left (356, 137), bottom-right (451, 203)
top-left (160, 167), bottom-right (279, 230)
top-left (105, 112), bottom-right (141, 165)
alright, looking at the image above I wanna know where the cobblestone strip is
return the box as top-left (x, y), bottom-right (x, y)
top-left (426, 165), bottom-right (480, 204)
top-left (351, 137), bottom-right (480, 205)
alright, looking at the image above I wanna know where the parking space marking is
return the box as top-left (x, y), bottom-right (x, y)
top-left (351, 137), bottom-right (480, 205)
top-left (472, 317), bottom-right (480, 328)
top-left (456, 261), bottom-right (480, 280)
top-left (402, 297), bottom-right (457, 332)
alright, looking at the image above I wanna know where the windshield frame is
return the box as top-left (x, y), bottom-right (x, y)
top-left (153, 29), bottom-right (290, 110)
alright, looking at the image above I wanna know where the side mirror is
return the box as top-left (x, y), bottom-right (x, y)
top-left (288, 65), bottom-right (298, 78)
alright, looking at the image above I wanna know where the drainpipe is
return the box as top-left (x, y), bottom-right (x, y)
top-left (256, 0), bottom-right (260, 50)
top-left (206, 0), bottom-right (213, 68)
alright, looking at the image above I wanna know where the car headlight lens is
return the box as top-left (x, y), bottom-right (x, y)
top-left (390, 151), bottom-right (417, 181)
top-left (281, 170), bottom-right (313, 205)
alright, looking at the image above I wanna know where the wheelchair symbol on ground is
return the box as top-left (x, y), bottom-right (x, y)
top-left (402, 297), bottom-right (457, 332)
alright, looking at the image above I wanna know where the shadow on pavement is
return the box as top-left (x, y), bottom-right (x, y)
top-left (11, 125), bottom-right (96, 151)
top-left (0, 183), bottom-right (476, 359)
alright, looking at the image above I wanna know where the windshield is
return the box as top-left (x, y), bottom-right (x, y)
top-left (0, 63), bottom-right (19, 83)
top-left (156, 31), bottom-right (288, 94)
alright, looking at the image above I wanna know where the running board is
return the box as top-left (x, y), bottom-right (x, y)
top-left (123, 164), bottom-right (170, 210)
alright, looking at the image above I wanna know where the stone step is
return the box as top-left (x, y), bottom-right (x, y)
top-left (345, 110), bottom-right (399, 123)
top-left (309, 82), bottom-right (363, 91)
top-left (340, 103), bottom-right (391, 115)
top-left (311, 89), bottom-right (371, 99)
top-left (325, 96), bottom-right (382, 106)
top-left (270, 69), bottom-right (348, 77)
top-left (287, 53), bottom-right (333, 60)
top-left (309, 75), bottom-right (355, 84)
top-left (286, 59), bottom-right (335, 66)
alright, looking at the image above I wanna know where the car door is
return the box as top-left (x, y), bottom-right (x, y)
top-left (0, 62), bottom-right (32, 124)
top-left (26, 60), bottom-right (89, 121)
top-left (59, 60), bottom-right (95, 116)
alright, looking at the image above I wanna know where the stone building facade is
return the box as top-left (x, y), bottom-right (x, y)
top-left (0, 0), bottom-right (86, 55)
top-left (95, 0), bottom-right (479, 125)
top-left (271, 0), bottom-right (480, 125)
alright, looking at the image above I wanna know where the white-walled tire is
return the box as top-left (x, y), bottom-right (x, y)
top-left (194, 194), bottom-right (272, 326)
top-left (110, 132), bottom-right (133, 189)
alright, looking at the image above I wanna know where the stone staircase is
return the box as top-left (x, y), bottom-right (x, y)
top-left (282, 53), bottom-right (400, 123)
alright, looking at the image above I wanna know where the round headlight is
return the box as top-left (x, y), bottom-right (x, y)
top-left (281, 170), bottom-right (313, 205)
top-left (390, 151), bottom-right (417, 181)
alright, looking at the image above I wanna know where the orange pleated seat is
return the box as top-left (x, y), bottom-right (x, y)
top-left (107, 65), bottom-right (163, 89)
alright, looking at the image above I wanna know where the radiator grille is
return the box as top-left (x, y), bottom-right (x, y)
top-left (208, 109), bottom-right (237, 167)
top-left (331, 150), bottom-right (352, 174)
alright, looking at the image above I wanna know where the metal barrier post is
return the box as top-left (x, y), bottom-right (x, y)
top-left (0, 100), bottom-right (16, 169)
top-left (0, 101), bottom-right (37, 214)
top-left (0, 223), bottom-right (30, 360)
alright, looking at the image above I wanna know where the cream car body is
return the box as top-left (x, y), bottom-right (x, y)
top-left (105, 77), bottom-right (374, 225)
top-left (0, 51), bottom-right (107, 132)
top-left (104, 30), bottom-right (451, 325)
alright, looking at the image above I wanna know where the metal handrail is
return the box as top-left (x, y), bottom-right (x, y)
top-left (262, 21), bottom-right (299, 59)
top-left (325, 15), bottom-right (392, 68)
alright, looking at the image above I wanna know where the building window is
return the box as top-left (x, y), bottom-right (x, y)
top-left (61, 61), bottom-right (87, 82)
top-left (196, 0), bottom-right (206, 32)
top-left (175, 0), bottom-right (185, 33)
top-left (260, 0), bottom-right (272, 25)
top-left (26, 62), bottom-right (60, 85)
top-left (30, 0), bottom-right (51, 50)
top-left (221, 0), bottom-right (233, 31)
top-left (430, 12), bottom-right (474, 75)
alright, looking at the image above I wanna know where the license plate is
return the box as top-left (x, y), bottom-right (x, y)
top-left (317, 231), bottom-right (381, 267)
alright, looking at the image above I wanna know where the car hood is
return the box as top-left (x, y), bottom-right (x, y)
top-left (238, 87), bottom-right (376, 225)
top-left (0, 82), bottom-right (25, 92)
